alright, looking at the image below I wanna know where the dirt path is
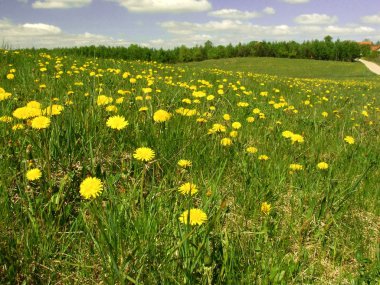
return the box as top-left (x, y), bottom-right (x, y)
top-left (358, 59), bottom-right (380, 75)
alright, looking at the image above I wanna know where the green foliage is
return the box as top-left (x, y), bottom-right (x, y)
top-left (22, 36), bottom-right (371, 65)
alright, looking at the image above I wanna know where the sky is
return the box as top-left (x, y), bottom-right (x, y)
top-left (0, 0), bottom-right (380, 49)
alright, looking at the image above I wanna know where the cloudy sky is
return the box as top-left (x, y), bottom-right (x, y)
top-left (1, 0), bottom-right (380, 49)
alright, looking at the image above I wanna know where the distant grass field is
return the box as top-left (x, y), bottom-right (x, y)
top-left (1, 50), bottom-right (379, 284)
top-left (365, 55), bottom-right (380, 65)
top-left (182, 57), bottom-right (377, 80)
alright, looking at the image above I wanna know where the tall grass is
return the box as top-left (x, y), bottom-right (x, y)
top-left (0, 49), bottom-right (379, 284)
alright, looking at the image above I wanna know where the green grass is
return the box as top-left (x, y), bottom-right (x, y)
top-left (0, 50), bottom-right (379, 284)
top-left (365, 55), bottom-right (380, 65)
top-left (181, 57), bottom-right (378, 80)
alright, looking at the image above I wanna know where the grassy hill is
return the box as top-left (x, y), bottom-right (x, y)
top-left (182, 57), bottom-right (378, 80)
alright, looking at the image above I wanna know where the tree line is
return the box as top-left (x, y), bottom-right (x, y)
top-left (36, 36), bottom-right (371, 63)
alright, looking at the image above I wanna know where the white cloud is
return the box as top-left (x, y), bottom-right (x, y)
top-left (325, 25), bottom-right (375, 35)
top-left (361, 13), bottom-right (380, 24)
top-left (294, 14), bottom-right (338, 25)
top-left (157, 19), bottom-right (377, 48)
top-left (208, 7), bottom-right (275, 20)
top-left (208, 9), bottom-right (260, 20)
top-left (22, 23), bottom-right (62, 34)
top-left (263, 7), bottom-right (276, 15)
top-left (108, 0), bottom-right (211, 13)
top-left (281, 0), bottom-right (310, 3)
top-left (32, 0), bottom-right (92, 9)
top-left (0, 19), bottom-right (129, 48)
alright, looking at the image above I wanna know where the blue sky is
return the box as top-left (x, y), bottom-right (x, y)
top-left (0, 0), bottom-right (379, 48)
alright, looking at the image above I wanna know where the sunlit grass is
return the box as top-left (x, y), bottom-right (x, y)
top-left (0, 49), bottom-right (379, 284)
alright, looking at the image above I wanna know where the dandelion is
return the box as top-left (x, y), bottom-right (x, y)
top-left (133, 147), bottom-right (155, 162)
top-left (317, 162), bottom-right (329, 170)
top-left (322, 111), bottom-right (328, 117)
top-left (6, 74), bottom-right (14, 80)
top-left (0, 116), bottom-right (13, 123)
top-left (0, 91), bottom-right (11, 101)
top-left (289, 164), bottom-right (303, 171)
top-left (12, 124), bottom-right (24, 131)
top-left (229, 131), bottom-right (238, 138)
top-left (178, 182), bottom-right (198, 196)
top-left (223, 114), bottom-right (231, 121)
top-left (178, 159), bottom-right (192, 168)
top-left (344, 136), bottom-right (355, 145)
top-left (261, 202), bottom-right (271, 215)
top-left (290, 134), bottom-right (304, 144)
top-left (282, 130), bottom-right (294, 138)
top-left (211, 123), bottom-right (226, 133)
top-left (139, 106), bottom-right (148, 112)
top-left (42, 104), bottom-right (65, 116)
top-left (246, 117), bottom-right (255, 123)
top-left (246, 146), bottom-right (258, 154)
top-left (31, 116), bottom-right (50, 129)
top-left (106, 115), bottom-right (128, 130)
top-left (220, 138), bottom-right (233, 146)
top-left (258, 155), bottom-right (269, 161)
top-left (79, 177), bottom-right (103, 199)
top-left (26, 168), bottom-right (42, 181)
top-left (13, 107), bottom-right (41, 119)
top-left (97, 95), bottom-right (112, 106)
top-left (153, 109), bottom-right (172, 123)
top-left (232, 122), bottom-right (242, 130)
top-left (105, 105), bottom-right (118, 113)
top-left (179, 208), bottom-right (207, 226)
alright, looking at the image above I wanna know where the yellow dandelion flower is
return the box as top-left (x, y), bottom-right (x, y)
top-left (261, 202), bottom-right (271, 215)
top-left (105, 105), bottom-right (118, 113)
top-left (116, 97), bottom-right (124, 104)
top-left (317, 162), bottom-right (329, 170)
top-left (246, 146), bottom-right (258, 154)
top-left (0, 116), bottom-right (13, 123)
top-left (6, 73), bottom-right (14, 80)
top-left (42, 105), bottom-right (64, 116)
top-left (178, 182), bottom-right (198, 196)
top-left (26, 168), bottom-right (42, 181)
top-left (221, 137), bottom-right (233, 146)
top-left (79, 177), bottom-right (103, 199)
top-left (258, 155), bottom-right (269, 161)
top-left (179, 208), bottom-right (207, 226)
top-left (139, 106), bottom-right (148, 112)
top-left (106, 115), bottom-right (128, 130)
top-left (223, 114), bottom-right (231, 121)
top-left (322, 111), bottom-right (328, 117)
top-left (229, 131), bottom-right (238, 138)
top-left (13, 107), bottom-right (41, 119)
top-left (246, 117), bottom-right (255, 123)
top-left (252, 108), bottom-right (261, 114)
top-left (282, 130), bottom-right (294, 138)
top-left (178, 160), bottom-right (192, 168)
top-left (0, 91), bottom-right (11, 101)
top-left (344, 136), bottom-right (355, 145)
top-left (290, 134), bottom-right (304, 144)
top-left (12, 123), bottom-right (24, 131)
top-left (97, 95), bottom-right (113, 106)
top-left (153, 109), bottom-right (172, 123)
top-left (232, 122), bottom-right (242, 130)
top-left (31, 116), bottom-right (50, 129)
top-left (211, 123), bottom-right (226, 132)
top-left (133, 147), bottom-right (155, 162)
top-left (26, 101), bottom-right (41, 109)
top-left (289, 164), bottom-right (303, 171)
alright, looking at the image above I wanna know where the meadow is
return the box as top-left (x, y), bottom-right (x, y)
top-left (0, 49), bottom-right (379, 284)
